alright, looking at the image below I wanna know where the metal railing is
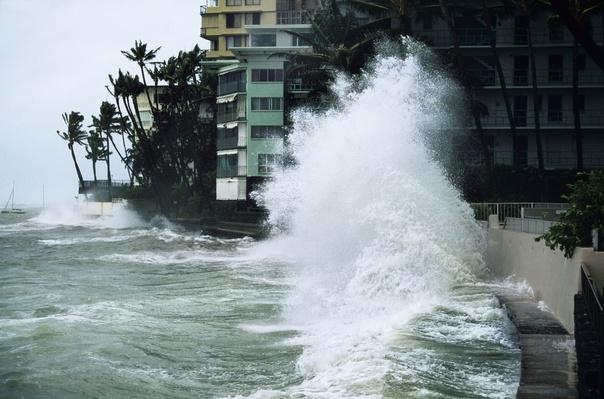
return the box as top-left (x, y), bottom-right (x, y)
top-left (217, 136), bottom-right (240, 150)
top-left (80, 180), bottom-right (131, 190)
top-left (578, 264), bottom-right (604, 398)
top-left (473, 150), bottom-right (604, 169)
top-left (217, 80), bottom-right (246, 96)
top-left (286, 78), bottom-right (319, 91)
top-left (504, 216), bottom-right (554, 234)
top-left (470, 202), bottom-right (568, 221)
top-left (469, 68), bottom-right (604, 87)
top-left (277, 10), bottom-right (309, 24)
top-left (217, 165), bottom-right (247, 178)
top-left (476, 110), bottom-right (604, 128)
top-left (416, 27), bottom-right (604, 48)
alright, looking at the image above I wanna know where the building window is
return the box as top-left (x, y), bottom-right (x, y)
top-left (513, 56), bottom-right (528, 85)
top-left (514, 16), bottom-right (528, 45)
top-left (548, 95), bottom-right (562, 122)
top-left (514, 135), bottom-right (528, 168)
top-left (245, 13), bottom-right (261, 25)
top-left (251, 126), bottom-right (284, 139)
top-left (548, 54), bottom-right (563, 81)
top-left (226, 35), bottom-right (248, 49)
top-left (251, 97), bottom-right (283, 111)
top-left (549, 21), bottom-right (564, 41)
top-left (577, 95), bottom-right (585, 112)
top-left (577, 54), bottom-right (586, 70)
top-left (251, 34), bottom-right (276, 47)
top-left (513, 96), bottom-right (527, 127)
top-left (245, 0), bottom-right (260, 4)
top-left (217, 154), bottom-right (238, 178)
top-left (218, 70), bottom-right (246, 95)
top-left (226, 13), bottom-right (243, 28)
top-left (226, 0), bottom-right (242, 6)
top-left (258, 154), bottom-right (282, 174)
top-left (217, 102), bottom-right (239, 123)
top-left (422, 16), bottom-right (432, 30)
top-left (217, 127), bottom-right (239, 150)
top-left (291, 33), bottom-right (312, 46)
top-left (251, 69), bottom-right (284, 82)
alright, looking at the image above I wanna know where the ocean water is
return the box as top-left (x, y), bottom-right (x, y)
top-left (1, 41), bottom-right (521, 398)
top-left (0, 209), bottom-right (519, 399)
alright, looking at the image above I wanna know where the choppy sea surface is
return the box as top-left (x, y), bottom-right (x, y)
top-left (0, 208), bottom-right (520, 398)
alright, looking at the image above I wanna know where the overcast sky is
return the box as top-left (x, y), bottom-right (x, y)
top-left (0, 0), bottom-right (207, 207)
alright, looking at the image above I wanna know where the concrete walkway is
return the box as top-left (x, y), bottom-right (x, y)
top-left (496, 289), bottom-right (578, 399)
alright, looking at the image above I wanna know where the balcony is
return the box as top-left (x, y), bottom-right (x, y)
top-left (416, 27), bottom-right (604, 48)
top-left (469, 68), bottom-right (604, 87)
top-left (489, 150), bottom-right (604, 169)
top-left (79, 180), bottom-right (131, 194)
top-left (286, 78), bottom-right (318, 92)
top-left (217, 165), bottom-right (247, 178)
top-left (475, 110), bottom-right (604, 128)
top-left (200, 0), bottom-right (218, 14)
top-left (277, 10), bottom-right (310, 25)
top-left (217, 136), bottom-right (238, 150)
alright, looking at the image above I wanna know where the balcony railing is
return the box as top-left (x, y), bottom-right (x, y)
top-left (470, 68), bottom-right (604, 87)
top-left (484, 150), bottom-right (604, 169)
top-left (286, 78), bottom-right (318, 92)
top-left (79, 180), bottom-right (131, 194)
top-left (217, 108), bottom-right (246, 123)
top-left (217, 135), bottom-right (245, 150)
top-left (217, 165), bottom-right (247, 178)
top-left (416, 27), bottom-right (604, 47)
top-left (470, 202), bottom-right (568, 222)
top-left (277, 10), bottom-right (310, 24)
top-left (476, 110), bottom-right (604, 128)
top-left (200, 0), bottom-right (218, 13)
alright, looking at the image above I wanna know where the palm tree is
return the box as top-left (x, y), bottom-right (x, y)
top-left (57, 112), bottom-right (88, 198)
top-left (572, 38), bottom-right (583, 170)
top-left (283, 0), bottom-right (389, 74)
top-left (84, 130), bottom-right (107, 191)
top-left (482, 0), bottom-right (519, 168)
top-left (109, 70), bottom-right (146, 141)
top-left (122, 41), bottom-right (161, 114)
top-left (91, 101), bottom-right (124, 198)
top-left (543, 0), bottom-right (603, 169)
top-left (512, 0), bottom-right (545, 170)
top-left (541, 0), bottom-right (604, 72)
top-left (349, 0), bottom-right (407, 35)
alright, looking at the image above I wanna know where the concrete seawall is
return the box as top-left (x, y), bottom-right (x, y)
top-left (486, 215), bottom-right (604, 333)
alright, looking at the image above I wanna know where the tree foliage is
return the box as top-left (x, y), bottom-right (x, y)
top-left (537, 171), bottom-right (604, 257)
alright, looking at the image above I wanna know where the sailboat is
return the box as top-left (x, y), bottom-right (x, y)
top-left (2, 181), bottom-right (26, 214)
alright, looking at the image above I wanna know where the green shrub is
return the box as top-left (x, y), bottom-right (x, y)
top-left (537, 171), bottom-right (604, 258)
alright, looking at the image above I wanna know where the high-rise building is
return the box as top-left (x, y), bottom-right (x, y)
top-left (410, 3), bottom-right (604, 170)
top-left (200, 0), bottom-right (319, 201)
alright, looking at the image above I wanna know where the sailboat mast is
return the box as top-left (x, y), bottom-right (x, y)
top-left (11, 181), bottom-right (14, 209)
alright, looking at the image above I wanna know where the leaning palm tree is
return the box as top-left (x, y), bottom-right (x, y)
top-left (542, 0), bottom-right (603, 169)
top-left (122, 41), bottom-right (161, 114)
top-left (482, 0), bottom-right (519, 168)
top-left (57, 111), bottom-right (88, 198)
top-left (540, 0), bottom-right (604, 71)
top-left (512, 0), bottom-right (545, 170)
top-left (84, 130), bottom-right (107, 191)
top-left (283, 0), bottom-right (389, 74)
top-left (91, 101), bottom-right (123, 198)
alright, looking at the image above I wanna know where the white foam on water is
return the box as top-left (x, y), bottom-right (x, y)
top-left (251, 41), bottom-right (489, 397)
top-left (30, 202), bottom-right (147, 229)
top-left (98, 250), bottom-right (246, 265)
